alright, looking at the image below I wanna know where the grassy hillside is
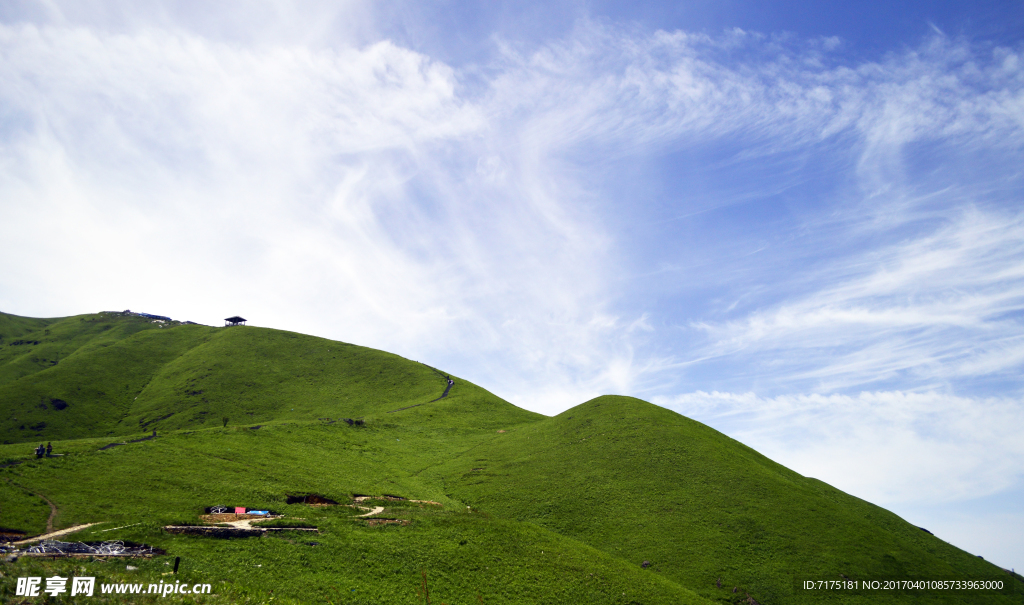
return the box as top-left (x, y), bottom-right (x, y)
top-left (0, 403), bottom-right (708, 604)
top-left (0, 311), bottom-right (1020, 604)
top-left (438, 395), bottom-right (1018, 603)
top-left (0, 311), bottom-right (517, 444)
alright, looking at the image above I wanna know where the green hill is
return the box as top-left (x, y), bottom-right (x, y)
top-left (0, 311), bottom-right (1019, 604)
top-left (1, 310), bottom-right (530, 443)
top-left (437, 395), bottom-right (1016, 603)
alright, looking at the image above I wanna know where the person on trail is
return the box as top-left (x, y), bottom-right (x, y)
top-left (35, 444), bottom-right (44, 458)
top-left (45, 442), bottom-right (52, 456)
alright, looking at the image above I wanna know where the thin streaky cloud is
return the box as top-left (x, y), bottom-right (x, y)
top-left (693, 208), bottom-right (1024, 393)
top-left (2, 20), bottom-right (1022, 408)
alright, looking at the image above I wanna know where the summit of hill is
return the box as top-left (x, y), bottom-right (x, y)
top-left (0, 310), bottom-right (538, 444)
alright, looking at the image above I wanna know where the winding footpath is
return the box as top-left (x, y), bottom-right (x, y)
top-left (431, 378), bottom-right (455, 402)
top-left (11, 523), bottom-right (99, 546)
top-left (387, 375), bottom-right (455, 414)
top-left (356, 506), bottom-right (386, 517)
top-left (1, 477), bottom-right (63, 537)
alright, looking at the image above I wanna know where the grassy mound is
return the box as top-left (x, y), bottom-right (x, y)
top-left (438, 395), bottom-right (1018, 603)
top-left (0, 311), bottom-right (536, 443)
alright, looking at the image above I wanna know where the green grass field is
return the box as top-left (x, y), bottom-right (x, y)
top-left (1, 311), bottom-right (1020, 604)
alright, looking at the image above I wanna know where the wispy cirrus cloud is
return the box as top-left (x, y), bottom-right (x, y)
top-left (470, 25), bottom-right (1024, 405)
top-left (3, 17), bottom-right (1023, 411)
top-left (691, 208), bottom-right (1024, 393)
top-left (0, 18), bottom-right (630, 413)
top-left (0, 21), bottom-right (483, 341)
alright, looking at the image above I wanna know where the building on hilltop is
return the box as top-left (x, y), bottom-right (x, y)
top-left (225, 316), bottom-right (247, 326)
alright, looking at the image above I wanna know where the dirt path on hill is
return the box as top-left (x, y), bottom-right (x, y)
top-left (41, 491), bottom-right (58, 533)
top-left (1, 477), bottom-right (61, 534)
top-left (99, 431), bottom-right (157, 451)
top-left (199, 513), bottom-right (286, 529)
top-left (11, 523), bottom-right (99, 546)
top-left (223, 518), bottom-right (278, 529)
top-left (356, 506), bottom-right (385, 517)
top-left (388, 376), bottom-right (455, 413)
top-left (429, 378), bottom-right (455, 402)
top-left (348, 495), bottom-right (440, 518)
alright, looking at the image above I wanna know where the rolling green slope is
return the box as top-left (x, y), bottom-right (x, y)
top-left (0, 311), bottom-right (116, 388)
top-left (1, 311), bottom-right (1020, 604)
top-left (0, 311), bottom-right (531, 444)
top-left (437, 395), bottom-right (1021, 603)
top-left (0, 409), bottom-right (709, 604)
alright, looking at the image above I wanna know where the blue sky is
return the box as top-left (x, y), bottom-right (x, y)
top-left (1, 0), bottom-right (1022, 571)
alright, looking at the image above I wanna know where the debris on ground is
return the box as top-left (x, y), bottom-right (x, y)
top-left (203, 506), bottom-right (278, 515)
top-left (22, 540), bottom-right (165, 557)
top-left (0, 529), bottom-right (26, 543)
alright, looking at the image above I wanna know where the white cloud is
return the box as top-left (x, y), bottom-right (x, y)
top-left (0, 23), bottom-right (483, 330)
top-left (0, 0), bottom-right (376, 47)
top-left (1, 17), bottom-right (1023, 417)
top-left (0, 21), bottom-right (635, 412)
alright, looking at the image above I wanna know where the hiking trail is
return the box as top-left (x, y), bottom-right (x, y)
top-left (11, 523), bottom-right (99, 546)
top-left (387, 375), bottom-right (455, 414)
top-left (1, 477), bottom-right (63, 536)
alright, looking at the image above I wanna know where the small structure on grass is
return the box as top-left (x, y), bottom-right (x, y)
top-left (224, 316), bottom-right (247, 326)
